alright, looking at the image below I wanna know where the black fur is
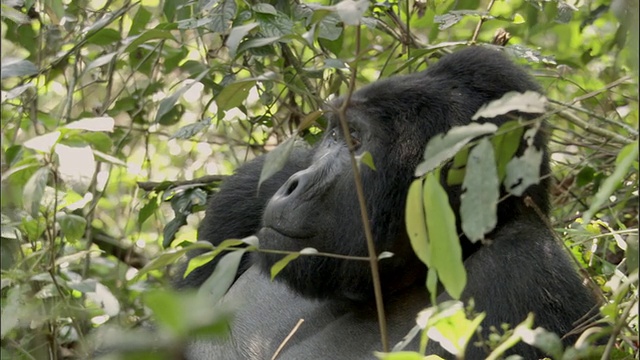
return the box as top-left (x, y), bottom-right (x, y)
top-left (177, 46), bottom-right (598, 359)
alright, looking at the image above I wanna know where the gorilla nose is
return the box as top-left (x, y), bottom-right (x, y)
top-left (274, 171), bottom-right (309, 201)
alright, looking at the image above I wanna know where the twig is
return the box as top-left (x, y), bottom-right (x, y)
top-left (137, 174), bottom-right (227, 191)
top-left (271, 319), bottom-right (304, 360)
top-left (337, 26), bottom-right (389, 352)
top-left (471, 0), bottom-right (497, 43)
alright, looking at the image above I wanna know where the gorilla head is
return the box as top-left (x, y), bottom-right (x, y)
top-left (255, 46), bottom-right (549, 301)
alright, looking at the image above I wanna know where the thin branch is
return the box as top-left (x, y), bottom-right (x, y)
top-left (137, 175), bottom-right (227, 191)
top-left (471, 0), bottom-right (497, 43)
top-left (337, 26), bottom-right (389, 353)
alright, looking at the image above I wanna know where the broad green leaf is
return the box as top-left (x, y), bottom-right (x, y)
top-left (357, 151), bottom-right (377, 171)
top-left (215, 79), bottom-right (256, 111)
top-left (491, 121), bottom-right (525, 181)
top-left (0, 286), bottom-right (24, 338)
top-left (65, 117), bottom-right (115, 132)
top-left (460, 138), bottom-right (499, 242)
top-left (472, 91), bottom-right (547, 120)
top-left (258, 12), bottom-right (294, 37)
top-left (132, 243), bottom-right (213, 282)
top-left (55, 144), bottom-right (96, 193)
top-left (0, 4), bottom-right (31, 24)
top-left (57, 214), bottom-right (87, 243)
top-left (425, 305), bottom-right (485, 356)
top-left (123, 29), bottom-right (176, 52)
top-left (199, 249), bottom-right (247, 303)
top-left (270, 253), bottom-right (300, 280)
top-left (85, 53), bottom-right (118, 72)
top-left (423, 171), bottom-right (466, 299)
top-left (85, 28), bottom-right (121, 46)
top-left (258, 137), bottom-right (296, 189)
top-left (582, 141), bottom-right (639, 224)
top-left (22, 131), bottom-right (61, 153)
top-left (252, 3), bottom-right (277, 15)
top-left (85, 282), bottom-right (120, 316)
top-left (226, 23), bottom-right (259, 58)
top-left (171, 118), bottom-right (212, 140)
top-left (415, 123), bottom-right (497, 177)
top-left (504, 145), bottom-right (543, 196)
top-left (209, 0), bottom-right (237, 33)
top-left (183, 239), bottom-right (245, 278)
top-left (237, 36), bottom-right (282, 54)
top-left (23, 167), bottom-right (49, 217)
top-left (405, 179), bottom-right (431, 267)
top-left (155, 70), bottom-right (208, 123)
top-left (375, 351), bottom-right (433, 360)
top-left (163, 213), bottom-right (188, 248)
top-left (138, 194), bottom-right (160, 226)
top-left (434, 10), bottom-right (485, 30)
top-left (334, 0), bottom-right (369, 25)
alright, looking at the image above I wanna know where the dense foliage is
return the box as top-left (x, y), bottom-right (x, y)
top-left (1, 0), bottom-right (637, 358)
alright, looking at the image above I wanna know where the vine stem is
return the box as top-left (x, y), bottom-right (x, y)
top-left (337, 25), bottom-right (390, 353)
top-left (471, 0), bottom-right (497, 43)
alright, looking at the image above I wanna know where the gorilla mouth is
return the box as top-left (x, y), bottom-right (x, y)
top-left (261, 226), bottom-right (315, 240)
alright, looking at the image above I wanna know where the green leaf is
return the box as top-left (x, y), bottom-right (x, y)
top-left (472, 91), bottom-right (547, 120)
top-left (258, 137), bottom-right (296, 189)
top-left (460, 138), bottom-right (499, 242)
top-left (22, 131), bottom-right (61, 153)
top-left (0, 286), bottom-right (24, 338)
top-left (183, 239), bottom-right (245, 278)
top-left (0, 4), bottom-right (31, 24)
top-left (23, 167), bottom-right (49, 217)
top-left (415, 123), bottom-right (497, 177)
top-left (138, 194), bottom-right (160, 227)
top-left (57, 214), bottom-right (87, 243)
top-left (253, 3), bottom-right (277, 15)
top-left (582, 141), bottom-right (639, 224)
top-left (423, 171), bottom-right (466, 299)
top-left (123, 29), bottom-right (176, 52)
top-left (171, 118), bottom-right (212, 140)
top-left (163, 213), bottom-right (188, 248)
top-left (226, 23), bottom-right (259, 58)
top-left (405, 179), bottom-right (431, 267)
top-left (258, 12), bottom-right (294, 37)
top-left (209, 0), bottom-right (237, 33)
top-left (0, 59), bottom-right (38, 80)
top-left (270, 253), bottom-right (300, 280)
top-left (491, 121), bottom-right (525, 181)
top-left (199, 249), bottom-right (247, 303)
top-left (155, 70), bottom-right (209, 123)
top-left (334, 0), bottom-right (369, 25)
top-left (132, 243), bottom-right (213, 282)
top-left (85, 28), bottom-right (121, 46)
top-left (504, 145), bottom-right (543, 196)
top-left (356, 151), bottom-right (376, 171)
top-left (215, 79), bottom-right (256, 111)
top-left (85, 53), bottom-right (118, 72)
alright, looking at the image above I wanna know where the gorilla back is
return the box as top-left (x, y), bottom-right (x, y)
top-left (179, 46), bottom-right (599, 359)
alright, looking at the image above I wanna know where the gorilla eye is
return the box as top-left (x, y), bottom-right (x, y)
top-left (329, 129), bottom-right (338, 142)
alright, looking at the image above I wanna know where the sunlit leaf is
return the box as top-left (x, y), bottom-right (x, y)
top-left (258, 136), bottom-right (296, 189)
top-left (423, 171), bottom-right (466, 299)
top-left (270, 253), bottom-right (300, 280)
top-left (405, 179), bottom-right (431, 267)
top-left (415, 123), bottom-right (497, 177)
top-left (582, 141), bottom-right (639, 224)
top-left (504, 145), bottom-right (543, 196)
top-left (226, 23), bottom-right (259, 58)
top-left (57, 214), bottom-right (87, 243)
top-left (215, 79), bottom-right (256, 111)
top-left (199, 249), bottom-right (246, 303)
top-left (23, 167), bottom-right (49, 217)
top-left (22, 131), bottom-right (61, 153)
top-left (334, 0), bottom-right (369, 25)
top-left (460, 138), bottom-right (499, 242)
top-left (472, 91), bottom-right (546, 120)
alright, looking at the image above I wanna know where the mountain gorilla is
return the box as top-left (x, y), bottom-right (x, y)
top-left (177, 46), bottom-right (599, 359)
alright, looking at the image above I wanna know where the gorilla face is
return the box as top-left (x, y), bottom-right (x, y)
top-left (256, 78), bottom-right (435, 301)
top-left (255, 48), bottom-right (548, 301)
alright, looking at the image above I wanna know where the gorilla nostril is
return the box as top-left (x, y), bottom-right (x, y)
top-left (284, 178), bottom-right (299, 196)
